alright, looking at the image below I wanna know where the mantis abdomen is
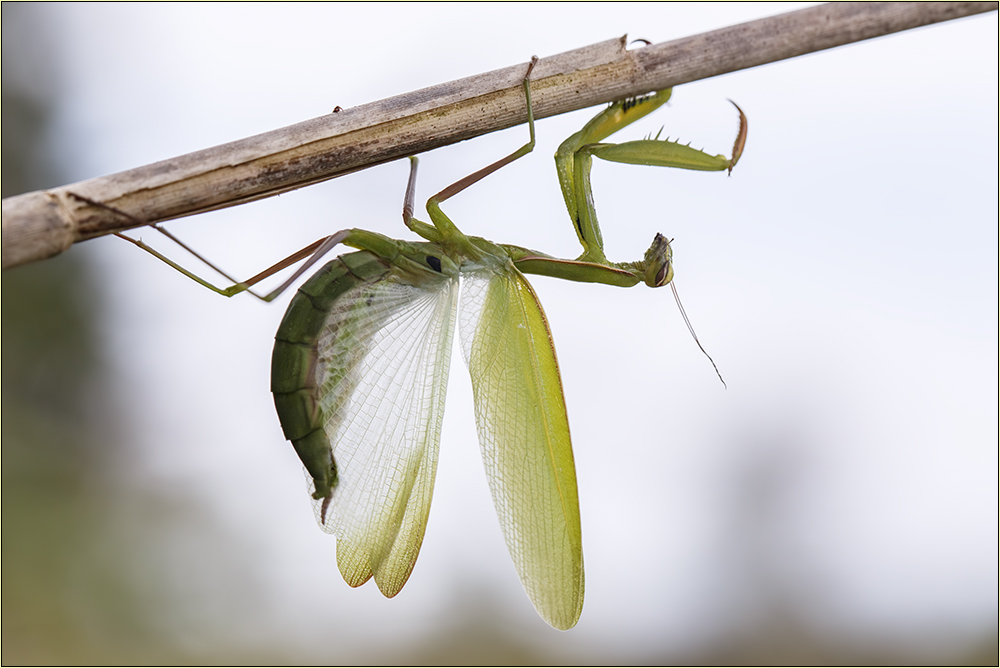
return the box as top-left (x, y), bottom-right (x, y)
top-left (271, 250), bottom-right (392, 505)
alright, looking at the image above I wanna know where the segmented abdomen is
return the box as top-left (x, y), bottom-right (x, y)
top-left (270, 250), bottom-right (391, 501)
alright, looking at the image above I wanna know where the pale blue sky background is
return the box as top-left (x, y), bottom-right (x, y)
top-left (19, 3), bottom-right (998, 661)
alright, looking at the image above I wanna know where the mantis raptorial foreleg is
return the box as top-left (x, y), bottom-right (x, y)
top-left (555, 89), bottom-right (674, 261)
top-left (557, 92), bottom-right (747, 264)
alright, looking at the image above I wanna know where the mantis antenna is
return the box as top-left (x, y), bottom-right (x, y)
top-left (670, 279), bottom-right (727, 388)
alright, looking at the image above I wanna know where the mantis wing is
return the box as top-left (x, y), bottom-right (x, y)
top-left (307, 261), bottom-right (459, 597)
top-left (459, 263), bottom-right (584, 630)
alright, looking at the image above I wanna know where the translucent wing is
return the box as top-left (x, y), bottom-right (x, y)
top-left (459, 263), bottom-right (584, 630)
top-left (314, 267), bottom-right (459, 597)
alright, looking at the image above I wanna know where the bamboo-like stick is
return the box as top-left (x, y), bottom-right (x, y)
top-left (2, 1), bottom-right (995, 269)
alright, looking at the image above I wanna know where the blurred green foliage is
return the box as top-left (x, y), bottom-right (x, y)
top-left (2, 6), bottom-right (182, 662)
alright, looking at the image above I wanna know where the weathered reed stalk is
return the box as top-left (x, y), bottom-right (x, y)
top-left (2, 2), bottom-right (995, 269)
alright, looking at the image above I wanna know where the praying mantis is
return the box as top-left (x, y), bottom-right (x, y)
top-left (91, 56), bottom-right (747, 630)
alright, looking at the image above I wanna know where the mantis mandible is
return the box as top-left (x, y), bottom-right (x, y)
top-left (87, 56), bottom-right (747, 630)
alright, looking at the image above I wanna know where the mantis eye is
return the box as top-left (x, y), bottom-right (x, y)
top-left (654, 260), bottom-right (672, 287)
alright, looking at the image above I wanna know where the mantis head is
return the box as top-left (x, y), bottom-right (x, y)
top-left (642, 233), bottom-right (674, 287)
top-left (639, 233), bottom-right (726, 386)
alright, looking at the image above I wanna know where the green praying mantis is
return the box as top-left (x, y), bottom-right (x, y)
top-left (84, 56), bottom-right (747, 630)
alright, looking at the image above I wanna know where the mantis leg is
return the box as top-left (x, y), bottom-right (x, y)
top-left (583, 100), bottom-right (747, 173)
top-left (431, 57), bottom-right (538, 206)
top-left (421, 57), bottom-right (538, 251)
top-left (70, 193), bottom-right (393, 302)
top-left (401, 157), bottom-right (441, 244)
top-left (118, 228), bottom-right (339, 301)
top-left (556, 89), bottom-right (674, 261)
top-left (563, 97), bottom-right (748, 264)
